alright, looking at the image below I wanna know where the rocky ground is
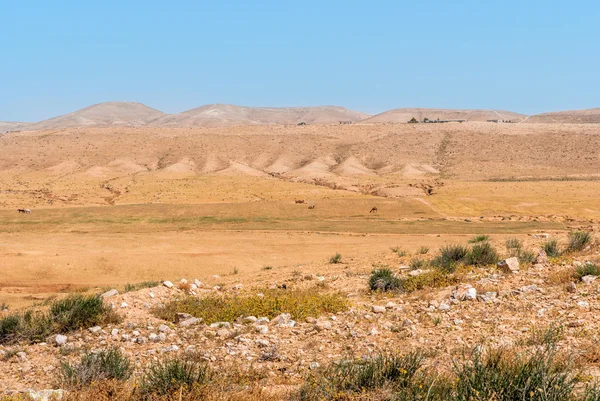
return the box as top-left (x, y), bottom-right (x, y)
top-left (2, 235), bottom-right (600, 399)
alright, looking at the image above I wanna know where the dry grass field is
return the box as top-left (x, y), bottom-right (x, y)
top-left (0, 122), bottom-right (598, 308)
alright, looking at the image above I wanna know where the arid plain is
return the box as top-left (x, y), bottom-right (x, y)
top-left (1, 122), bottom-right (598, 308)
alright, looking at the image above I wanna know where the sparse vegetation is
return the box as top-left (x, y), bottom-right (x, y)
top-left (526, 324), bottom-right (564, 347)
top-left (262, 265), bottom-right (273, 271)
top-left (399, 269), bottom-right (461, 292)
top-left (0, 294), bottom-right (120, 344)
top-left (506, 238), bottom-right (537, 265)
top-left (575, 263), bottom-right (600, 279)
top-left (418, 246), bottom-right (430, 254)
top-left (469, 235), bottom-right (490, 243)
top-left (567, 231), bottom-right (593, 253)
top-left (543, 239), bottom-right (562, 258)
top-left (124, 281), bottom-right (160, 293)
top-left (430, 244), bottom-right (470, 272)
top-left (465, 241), bottom-right (499, 266)
top-left (140, 357), bottom-right (210, 396)
top-left (409, 258), bottom-right (427, 270)
top-left (60, 347), bottom-right (133, 388)
top-left (152, 289), bottom-right (348, 324)
top-left (369, 269), bottom-right (401, 292)
top-left (329, 253), bottom-right (342, 264)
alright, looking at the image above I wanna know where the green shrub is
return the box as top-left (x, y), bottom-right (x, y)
top-left (300, 352), bottom-right (425, 400)
top-left (567, 231), bottom-right (592, 253)
top-left (124, 281), bottom-right (160, 293)
top-left (527, 324), bottom-right (564, 348)
top-left (0, 295), bottom-right (119, 345)
top-left (60, 347), bottom-right (132, 388)
top-left (465, 242), bottom-right (499, 266)
top-left (431, 244), bottom-right (470, 272)
top-left (153, 289), bottom-right (348, 324)
top-left (400, 270), bottom-right (460, 293)
top-left (369, 269), bottom-right (401, 292)
top-left (542, 239), bottom-right (562, 258)
top-left (505, 237), bottom-right (522, 252)
top-left (576, 263), bottom-right (600, 279)
top-left (469, 235), bottom-right (490, 243)
top-left (141, 357), bottom-right (210, 396)
top-left (409, 258), bottom-right (427, 270)
top-left (329, 253), bottom-right (342, 264)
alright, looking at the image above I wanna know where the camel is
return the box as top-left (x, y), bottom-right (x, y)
top-left (308, 205), bottom-right (315, 209)
top-left (17, 209), bottom-right (31, 214)
top-left (295, 200), bottom-right (305, 204)
top-left (369, 207), bottom-right (378, 213)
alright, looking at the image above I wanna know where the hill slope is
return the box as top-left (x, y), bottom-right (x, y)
top-left (525, 108), bottom-right (600, 124)
top-left (150, 104), bottom-right (369, 127)
top-left (0, 121), bottom-right (32, 133)
top-left (361, 108), bottom-right (526, 123)
top-left (29, 102), bottom-right (166, 130)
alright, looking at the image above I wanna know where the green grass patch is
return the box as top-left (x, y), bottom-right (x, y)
top-left (329, 253), bottom-right (342, 264)
top-left (369, 269), bottom-right (402, 292)
top-left (575, 263), bottom-right (600, 279)
top-left (464, 241), bottom-right (499, 266)
top-left (468, 235), bottom-right (490, 243)
top-left (567, 231), bottom-right (593, 253)
top-left (152, 289), bottom-right (348, 324)
top-left (542, 239), bottom-right (562, 258)
top-left (123, 281), bottom-right (160, 293)
top-left (60, 347), bottom-right (132, 388)
top-left (141, 357), bottom-right (210, 396)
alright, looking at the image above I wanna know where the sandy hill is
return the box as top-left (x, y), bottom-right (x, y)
top-left (28, 102), bottom-right (166, 130)
top-left (150, 104), bottom-right (369, 127)
top-left (361, 108), bottom-right (526, 123)
top-left (0, 121), bottom-right (32, 133)
top-left (525, 108), bottom-right (600, 124)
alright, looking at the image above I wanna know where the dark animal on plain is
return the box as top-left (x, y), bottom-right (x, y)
top-left (295, 200), bottom-right (305, 204)
top-left (17, 209), bottom-right (26, 213)
top-left (370, 207), bottom-right (378, 213)
top-left (308, 205), bottom-right (315, 209)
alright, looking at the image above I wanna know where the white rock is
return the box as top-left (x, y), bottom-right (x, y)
top-left (149, 333), bottom-right (159, 342)
top-left (120, 302), bottom-right (128, 308)
top-left (439, 303), bottom-right (450, 311)
top-left (497, 257), bottom-right (520, 274)
top-left (180, 278), bottom-right (188, 285)
top-left (89, 326), bottom-right (102, 334)
top-left (179, 317), bottom-right (200, 327)
top-left (158, 324), bottom-right (171, 333)
top-left (148, 292), bottom-right (155, 299)
top-left (194, 279), bottom-right (203, 288)
top-left (255, 325), bottom-right (269, 334)
top-left (111, 328), bottom-right (120, 336)
top-left (100, 289), bottom-right (118, 299)
top-left (272, 313), bottom-right (292, 325)
top-left (55, 334), bottom-right (67, 346)
top-left (309, 362), bottom-right (320, 370)
top-left (385, 301), bottom-right (398, 310)
top-left (582, 275), bottom-right (598, 284)
top-left (578, 301), bottom-right (590, 308)
top-left (465, 288), bottom-right (477, 300)
top-left (372, 305), bottom-right (386, 314)
top-left (163, 281), bottom-right (174, 288)
top-left (244, 316), bottom-right (258, 323)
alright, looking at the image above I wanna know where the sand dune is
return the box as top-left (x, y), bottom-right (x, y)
top-left (149, 104), bottom-right (369, 127)
top-left (29, 102), bottom-right (166, 130)
top-left (526, 108), bottom-right (600, 124)
top-left (361, 108), bottom-right (526, 123)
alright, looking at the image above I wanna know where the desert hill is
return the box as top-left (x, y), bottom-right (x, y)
top-left (0, 121), bottom-right (32, 133)
top-left (28, 102), bottom-right (166, 130)
top-left (361, 108), bottom-right (526, 123)
top-left (525, 108), bottom-right (600, 124)
top-left (149, 104), bottom-right (370, 127)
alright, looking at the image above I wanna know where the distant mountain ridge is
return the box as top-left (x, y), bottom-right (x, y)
top-left (4, 103), bottom-right (600, 131)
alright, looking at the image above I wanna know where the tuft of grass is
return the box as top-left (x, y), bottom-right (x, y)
top-left (431, 244), bottom-right (470, 273)
top-left (141, 357), bottom-right (210, 396)
top-left (152, 289), bottom-right (348, 324)
top-left (300, 352), bottom-right (425, 400)
top-left (418, 246), bottom-right (430, 255)
top-left (262, 265), bottom-right (273, 271)
top-left (468, 235), bottom-right (490, 243)
top-left (506, 237), bottom-right (536, 264)
top-left (542, 239), bottom-right (562, 258)
top-left (123, 281), bottom-right (160, 293)
top-left (329, 253), bottom-right (342, 264)
top-left (59, 347), bottom-right (132, 388)
top-left (409, 258), bottom-right (427, 270)
top-left (399, 269), bottom-right (461, 293)
top-left (567, 231), bottom-right (592, 253)
top-left (369, 269), bottom-right (401, 292)
top-left (464, 241), bottom-right (499, 266)
top-left (575, 263), bottom-right (600, 279)
top-left (390, 246), bottom-right (400, 253)
top-left (0, 294), bottom-right (120, 345)
top-left (526, 324), bottom-right (564, 348)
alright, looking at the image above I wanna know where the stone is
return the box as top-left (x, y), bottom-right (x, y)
top-left (163, 281), bottom-right (174, 288)
top-left (255, 339), bottom-right (270, 348)
top-left (210, 322), bottom-right (231, 329)
top-left (158, 324), bottom-right (171, 333)
top-left (111, 328), bottom-right (120, 336)
top-left (465, 288), bottom-right (477, 300)
top-left (255, 325), bottom-right (269, 334)
top-left (244, 316), bottom-right (258, 323)
top-left (535, 250), bottom-right (548, 264)
top-left (497, 257), bottom-right (520, 274)
top-left (385, 301), bottom-right (398, 310)
top-left (136, 336), bottom-right (148, 344)
top-left (100, 289), bottom-right (118, 299)
top-left (568, 319), bottom-right (584, 328)
top-left (309, 362), bottom-right (320, 370)
top-left (16, 351), bottom-right (28, 361)
top-left (158, 333), bottom-right (167, 342)
top-left (409, 269), bottom-right (428, 277)
top-left (439, 302), bottom-right (450, 311)
top-left (314, 320), bottom-right (332, 331)
top-left (54, 334), bottom-right (67, 346)
top-left (272, 313), bottom-right (292, 326)
top-left (162, 345), bottom-right (179, 352)
top-left (480, 292), bottom-right (498, 302)
top-left (89, 326), bottom-right (102, 334)
top-left (194, 279), bottom-right (203, 288)
top-left (582, 275), bottom-right (598, 284)
top-left (25, 390), bottom-right (65, 401)
top-left (217, 329), bottom-right (232, 338)
top-left (120, 302), bottom-right (128, 308)
top-left (567, 282), bottom-right (577, 293)
top-left (180, 278), bottom-right (188, 285)
top-left (372, 305), bottom-right (386, 314)
top-left (179, 317), bottom-right (201, 327)
top-left (175, 313), bottom-right (193, 323)
top-left (578, 301), bottom-right (590, 308)
top-left (149, 333), bottom-right (159, 342)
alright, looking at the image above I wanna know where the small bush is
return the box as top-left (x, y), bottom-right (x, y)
top-left (397, 250), bottom-right (408, 257)
top-left (567, 231), bottom-right (592, 253)
top-left (0, 295), bottom-right (119, 345)
top-left (469, 235), bottom-right (490, 243)
top-left (418, 246), bottom-right (430, 254)
top-left (300, 352), bottom-right (425, 400)
top-left (465, 242), bottom-right (499, 266)
top-left (153, 289), bottom-right (348, 324)
top-left (505, 238), bottom-right (536, 264)
top-left (527, 324), bottom-right (564, 348)
top-left (391, 246), bottom-right (400, 253)
top-left (141, 357), bottom-right (210, 396)
top-left (369, 269), bottom-right (401, 292)
top-left (262, 265), bottom-right (273, 270)
top-left (505, 237), bottom-right (522, 252)
top-left (409, 258), bottom-right (427, 270)
top-left (329, 253), bottom-right (342, 264)
top-left (431, 244), bottom-right (470, 272)
top-left (60, 347), bottom-right (132, 388)
top-left (400, 270), bottom-right (461, 293)
top-left (576, 263), bottom-right (600, 279)
top-left (542, 239), bottom-right (562, 258)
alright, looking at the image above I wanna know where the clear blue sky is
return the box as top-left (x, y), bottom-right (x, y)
top-left (1, 0), bottom-right (598, 122)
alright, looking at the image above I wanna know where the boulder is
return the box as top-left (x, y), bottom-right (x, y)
top-left (100, 289), bottom-right (118, 299)
top-left (371, 305), bottom-right (386, 314)
top-left (497, 257), bottom-right (520, 274)
top-left (535, 250), bottom-right (548, 264)
top-left (163, 281), bottom-right (174, 289)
